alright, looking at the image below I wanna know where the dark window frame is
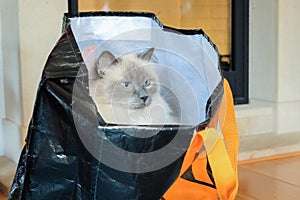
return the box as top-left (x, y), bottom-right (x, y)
top-left (223, 0), bottom-right (249, 104)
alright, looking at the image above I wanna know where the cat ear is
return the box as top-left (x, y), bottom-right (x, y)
top-left (96, 51), bottom-right (117, 78)
top-left (138, 48), bottom-right (154, 61)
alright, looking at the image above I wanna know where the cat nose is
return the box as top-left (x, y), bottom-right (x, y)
top-left (140, 96), bottom-right (148, 103)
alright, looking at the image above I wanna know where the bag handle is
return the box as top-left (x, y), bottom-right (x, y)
top-left (199, 79), bottom-right (239, 200)
top-left (217, 79), bottom-right (239, 171)
top-left (163, 79), bottom-right (239, 200)
top-left (198, 128), bottom-right (238, 200)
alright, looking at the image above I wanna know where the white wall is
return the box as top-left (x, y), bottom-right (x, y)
top-left (0, 6), bottom-right (4, 156)
top-left (249, 0), bottom-right (278, 102)
top-left (0, 0), bottom-right (67, 162)
top-left (0, 0), bottom-right (23, 162)
top-left (276, 0), bottom-right (300, 133)
top-left (277, 0), bottom-right (300, 101)
top-left (250, 0), bottom-right (300, 134)
top-left (19, 0), bottom-right (68, 130)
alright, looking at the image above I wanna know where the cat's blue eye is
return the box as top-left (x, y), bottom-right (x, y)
top-left (144, 80), bottom-right (151, 87)
top-left (121, 82), bottom-right (132, 89)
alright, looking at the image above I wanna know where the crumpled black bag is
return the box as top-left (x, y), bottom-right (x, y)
top-left (9, 12), bottom-right (222, 200)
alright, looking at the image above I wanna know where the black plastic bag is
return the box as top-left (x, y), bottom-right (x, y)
top-left (9, 12), bottom-right (223, 200)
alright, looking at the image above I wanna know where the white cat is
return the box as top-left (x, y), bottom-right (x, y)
top-left (93, 48), bottom-right (177, 125)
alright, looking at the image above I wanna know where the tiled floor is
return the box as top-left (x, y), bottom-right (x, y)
top-left (237, 154), bottom-right (300, 199)
top-left (1, 154), bottom-right (300, 199)
top-left (0, 157), bottom-right (15, 199)
top-left (0, 156), bottom-right (15, 200)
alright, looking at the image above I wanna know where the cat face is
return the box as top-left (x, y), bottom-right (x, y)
top-left (94, 48), bottom-right (160, 110)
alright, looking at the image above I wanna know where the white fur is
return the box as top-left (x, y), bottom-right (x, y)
top-left (97, 93), bottom-right (177, 125)
top-left (93, 49), bottom-right (178, 125)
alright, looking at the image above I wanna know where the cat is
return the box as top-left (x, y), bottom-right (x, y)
top-left (93, 48), bottom-right (177, 125)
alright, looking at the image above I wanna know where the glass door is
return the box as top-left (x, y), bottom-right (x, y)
top-left (69, 0), bottom-right (249, 104)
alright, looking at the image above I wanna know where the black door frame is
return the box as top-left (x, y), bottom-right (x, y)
top-left (67, 0), bottom-right (249, 104)
top-left (224, 0), bottom-right (249, 104)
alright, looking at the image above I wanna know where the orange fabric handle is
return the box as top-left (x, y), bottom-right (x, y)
top-left (163, 79), bottom-right (239, 200)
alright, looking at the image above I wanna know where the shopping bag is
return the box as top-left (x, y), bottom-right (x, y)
top-left (9, 12), bottom-right (238, 200)
top-left (163, 79), bottom-right (239, 200)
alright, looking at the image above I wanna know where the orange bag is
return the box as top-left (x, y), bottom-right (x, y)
top-left (163, 79), bottom-right (239, 200)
